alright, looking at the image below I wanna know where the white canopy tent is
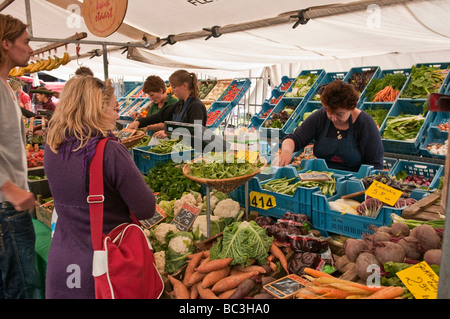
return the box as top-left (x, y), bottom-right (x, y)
top-left (3, 0), bottom-right (450, 84)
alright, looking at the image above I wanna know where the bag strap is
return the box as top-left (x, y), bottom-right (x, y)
top-left (88, 138), bottom-right (142, 251)
top-left (88, 138), bottom-right (109, 251)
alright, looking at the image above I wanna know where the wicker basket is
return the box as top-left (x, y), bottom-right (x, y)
top-left (119, 130), bottom-right (146, 149)
top-left (182, 156), bottom-right (267, 193)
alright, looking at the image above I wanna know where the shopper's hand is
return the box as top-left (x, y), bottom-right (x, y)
top-left (127, 121), bottom-right (140, 130)
top-left (1, 181), bottom-right (37, 212)
top-left (129, 111), bottom-right (141, 120)
top-left (276, 151), bottom-right (292, 167)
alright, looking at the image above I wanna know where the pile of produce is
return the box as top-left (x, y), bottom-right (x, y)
top-left (261, 171), bottom-right (336, 196)
top-left (382, 114), bottom-right (425, 141)
top-left (360, 172), bottom-right (429, 197)
top-left (280, 81), bottom-right (293, 91)
top-left (395, 170), bottom-right (434, 187)
top-left (347, 68), bottom-right (376, 94)
top-left (426, 140), bottom-right (447, 156)
top-left (365, 73), bottom-right (407, 102)
top-left (260, 108), bottom-right (273, 119)
top-left (186, 152), bottom-right (264, 180)
top-left (284, 74), bottom-right (319, 98)
top-left (270, 95), bottom-right (282, 105)
top-left (198, 81), bottom-right (216, 99)
top-left (206, 109), bottom-right (222, 126)
top-left (148, 139), bottom-right (192, 154)
top-left (297, 108), bottom-right (318, 127)
top-left (26, 147), bottom-right (44, 168)
top-left (437, 121), bottom-right (450, 131)
top-left (219, 84), bottom-right (243, 102)
top-left (263, 106), bottom-right (295, 128)
top-left (364, 106), bottom-right (389, 128)
top-left (203, 80), bottom-right (231, 101)
top-left (401, 65), bottom-right (449, 99)
top-left (335, 219), bottom-right (443, 299)
top-left (132, 135), bottom-right (151, 148)
top-left (144, 161), bottom-right (202, 201)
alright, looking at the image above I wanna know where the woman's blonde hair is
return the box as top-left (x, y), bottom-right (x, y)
top-left (46, 75), bottom-right (116, 153)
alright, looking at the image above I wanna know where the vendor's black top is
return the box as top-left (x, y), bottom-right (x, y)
top-left (283, 107), bottom-right (384, 171)
top-left (137, 97), bottom-right (207, 127)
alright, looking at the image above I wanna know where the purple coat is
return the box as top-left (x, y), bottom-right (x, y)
top-left (44, 139), bottom-right (155, 299)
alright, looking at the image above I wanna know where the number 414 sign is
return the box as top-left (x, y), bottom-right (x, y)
top-left (249, 191), bottom-right (276, 209)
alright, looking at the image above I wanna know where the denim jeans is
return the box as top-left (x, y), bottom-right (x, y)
top-left (0, 203), bottom-right (41, 299)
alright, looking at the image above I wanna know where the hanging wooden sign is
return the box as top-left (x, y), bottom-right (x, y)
top-left (82, 0), bottom-right (128, 37)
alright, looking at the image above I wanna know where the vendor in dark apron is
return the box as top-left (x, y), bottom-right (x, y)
top-left (314, 114), bottom-right (363, 172)
top-left (172, 97), bottom-right (192, 122)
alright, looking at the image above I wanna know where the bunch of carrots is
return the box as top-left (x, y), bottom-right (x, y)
top-left (167, 242), bottom-right (290, 299)
top-left (296, 268), bottom-right (405, 299)
top-left (372, 86), bottom-right (400, 102)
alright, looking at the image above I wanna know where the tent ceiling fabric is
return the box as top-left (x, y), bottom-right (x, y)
top-left (2, 0), bottom-right (450, 82)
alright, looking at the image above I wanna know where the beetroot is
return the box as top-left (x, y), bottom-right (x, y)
top-left (355, 252), bottom-right (380, 281)
top-left (374, 241), bottom-right (406, 264)
top-left (424, 249), bottom-right (442, 266)
top-left (345, 238), bottom-right (369, 263)
top-left (410, 224), bottom-right (441, 250)
top-left (397, 236), bottom-right (422, 260)
top-left (390, 222), bottom-right (410, 237)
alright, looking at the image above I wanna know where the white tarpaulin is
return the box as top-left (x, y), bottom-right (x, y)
top-left (2, 0), bottom-right (450, 83)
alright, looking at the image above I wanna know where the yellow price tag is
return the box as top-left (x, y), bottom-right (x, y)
top-left (249, 191), bottom-right (276, 209)
top-left (365, 180), bottom-right (403, 206)
top-left (396, 261), bottom-right (439, 299)
top-left (236, 150), bottom-right (259, 163)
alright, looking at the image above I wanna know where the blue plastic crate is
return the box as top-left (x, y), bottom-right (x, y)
top-left (206, 101), bottom-right (235, 128)
top-left (120, 98), bottom-right (151, 120)
top-left (359, 102), bottom-right (394, 130)
top-left (359, 68), bottom-right (411, 104)
top-left (267, 89), bottom-right (284, 105)
top-left (390, 159), bottom-right (443, 188)
top-left (124, 83), bottom-right (144, 98)
top-left (430, 165), bottom-right (444, 189)
top-left (311, 179), bottom-right (425, 239)
top-left (430, 112), bottom-right (450, 128)
top-left (283, 101), bottom-right (323, 136)
top-left (132, 145), bottom-right (194, 174)
top-left (419, 126), bottom-right (448, 159)
top-left (307, 71), bottom-right (348, 102)
top-left (297, 158), bottom-right (374, 180)
top-left (383, 157), bottom-right (398, 172)
top-left (284, 69), bottom-right (326, 100)
top-left (400, 62), bottom-right (450, 99)
top-left (344, 66), bottom-right (381, 107)
top-left (275, 76), bottom-right (295, 92)
top-left (259, 98), bottom-right (303, 139)
top-left (217, 78), bottom-right (251, 106)
top-left (380, 99), bottom-right (433, 155)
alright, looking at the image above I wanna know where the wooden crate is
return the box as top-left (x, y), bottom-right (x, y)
top-left (402, 191), bottom-right (445, 221)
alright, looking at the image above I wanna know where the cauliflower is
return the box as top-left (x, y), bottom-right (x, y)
top-left (192, 214), bottom-right (221, 239)
top-left (153, 250), bottom-right (166, 274)
top-left (168, 235), bottom-right (193, 255)
top-left (174, 193), bottom-right (203, 215)
top-left (154, 222), bottom-right (179, 244)
top-left (213, 198), bottom-right (241, 218)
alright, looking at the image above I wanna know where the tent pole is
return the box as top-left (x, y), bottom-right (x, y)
top-left (102, 44), bottom-right (108, 80)
top-left (24, 0), bottom-right (32, 37)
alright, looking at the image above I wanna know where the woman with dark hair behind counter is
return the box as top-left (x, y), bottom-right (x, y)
top-left (277, 79), bottom-right (384, 172)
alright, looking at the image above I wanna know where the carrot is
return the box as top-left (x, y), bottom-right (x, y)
top-left (196, 257), bottom-right (233, 273)
top-left (313, 276), bottom-right (384, 293)
top-left (187, 251), bottom-right (204, 260)
top-left (365, 286), bottom-right (405, 299)
top-left (233, 264), bottom-right (267, 274)
top-left (201, 266), bottom-right (231, 288)
top-left (218, 288), bottom-right (237, 299)
top-left (211, 271), bottom-right (259, 294)
top-left (197, 284), bottom-right (219, 299)
top-left (183, 252), bottom-right (204, 286)
top-left (270, 243), bottom-right (288, 274)
top-left (306, 285), bottom-right (356, 299)
top-left (190, 282), bottom-right (199, 299)
top-left (269, 261), bottom-right (278, 272)
top-left (323, 282), bottom-right (373, 295)
top-left (185, 271), bottom-right (207, 287)
top-left (303, 267), bottom-right (334, 279)
top-left (168, 275), bottom-right (190, 299)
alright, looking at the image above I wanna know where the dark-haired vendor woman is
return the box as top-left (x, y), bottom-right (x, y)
top-left (277, 80), bottom-right (384, 172)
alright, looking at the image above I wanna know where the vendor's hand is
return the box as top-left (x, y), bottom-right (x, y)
top-left (277, 151), bottom-right (292, 167)
top-left (153, 130), bottom-right (168, 139)
top-left (1, 181), bottom-right (37, 212)
top-left (127, 121), bottom-right (140, 130)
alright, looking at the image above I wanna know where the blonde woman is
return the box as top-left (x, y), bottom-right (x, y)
top-left (44, 76), bottom-right (156, 299)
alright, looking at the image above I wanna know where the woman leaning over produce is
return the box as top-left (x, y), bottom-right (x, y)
top-left (277, 80), bottom-right (384, 172)
top-left (44, 76), bottom-right (156, 299)
top-left (127, 69), bottom-right (207, 140)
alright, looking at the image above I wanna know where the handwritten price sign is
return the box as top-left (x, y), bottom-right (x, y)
top-left (249, 191), bottom-right (276, 209)
top-left (365, 180), bottom-right (403, 206)
top-left (397, 261), bottom-right (439, 299)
